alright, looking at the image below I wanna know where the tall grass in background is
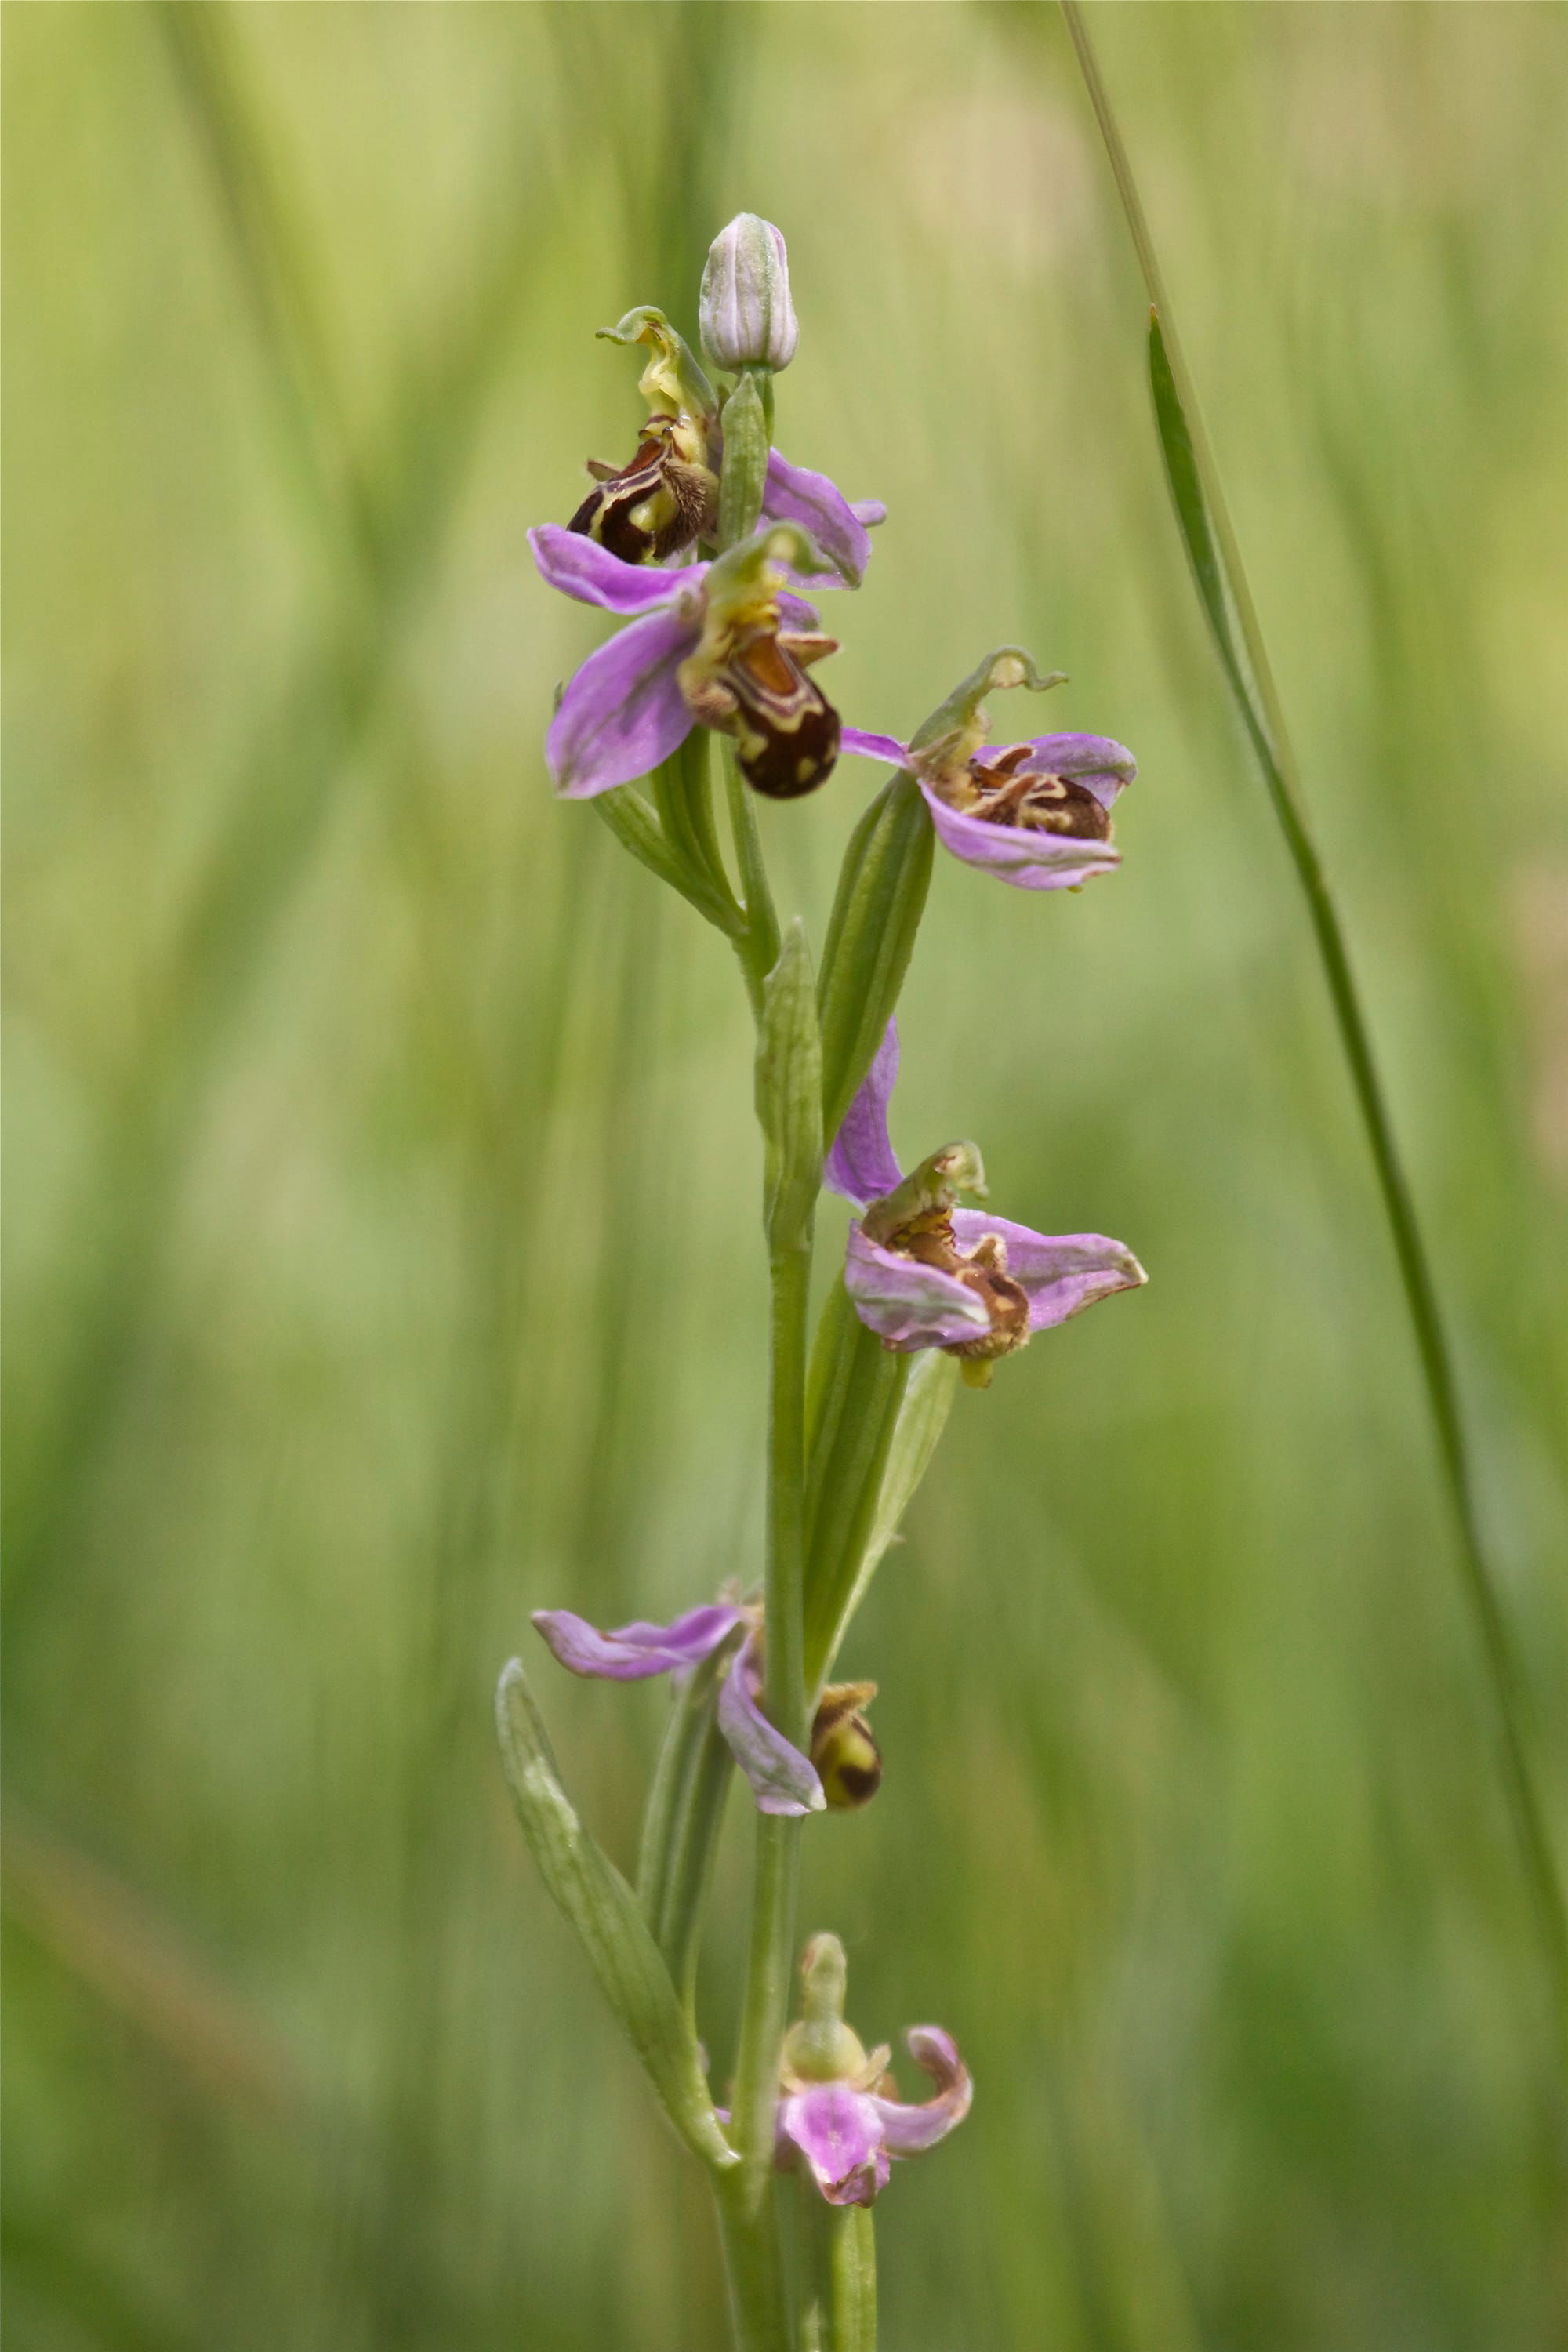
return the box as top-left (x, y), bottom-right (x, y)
top-left (5, 7), bottom-right (1566, 2349)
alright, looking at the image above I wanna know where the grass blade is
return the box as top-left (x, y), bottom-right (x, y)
top-left (1060, 0), bottom-right (1568, 2058)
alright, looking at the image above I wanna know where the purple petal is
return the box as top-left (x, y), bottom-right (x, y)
top-left (529, 524), bottom-right (707, 616)
top-left (918, 779), bottom-right (1122, 891)
top-left (717, 1632), bottom-right (826, 1816)
top-left (844, 1225), bottom-right (992, 1352)
top-left (777, 590), bottom-right (822, 632)
top-left (851, 499), bottom-right (888, 529)
top-left (532, 1602), bottom-right (742, 1679)
top-left (1013, 731), bottom-right (1138, 815)
top-left (870, 2026), bottom-right (972, 2157)
top-left (779, 2083), bottom-right (889, 2205)
top-left (825, 1021), bottom-right (904, 1209)
top-left (546, 609), bottom-right (699, 798)
top-left (949, 1211), bottom-right (1146, 1328)
top-left (840, 727), bottom-right (909, 768)
top-left (763, 450), bottom-right (881, 587)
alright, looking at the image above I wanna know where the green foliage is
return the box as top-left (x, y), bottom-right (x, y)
top-left (495, 1661), bottom-right (736, 2171)
top-left (816, 775), bottom-right (934, 1148)
top-left (757, 921), bottom-right (824, 1259)
top-left (5, 5), bottom-right (1567, 2350)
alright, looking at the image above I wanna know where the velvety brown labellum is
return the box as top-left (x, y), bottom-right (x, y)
top-left (725, 632), bottom-right (841, 800)
top-left (967, 746), bottom-right (1112, 840)
top-left (889, 1215), bottom-right (1032, 1367)
top-left (566, 419), bottom-right (716, 564)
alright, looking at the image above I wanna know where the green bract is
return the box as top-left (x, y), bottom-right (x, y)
top-left (815, 775), bottom-right (934, 1147)
top-left (756, 920), bottom-right (823, 1259)
top-left (495, 1659), bottom-right (737, 2173)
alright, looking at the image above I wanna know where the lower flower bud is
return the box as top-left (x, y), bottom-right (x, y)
top-left (810, 1682), bottom-right (882, 1809)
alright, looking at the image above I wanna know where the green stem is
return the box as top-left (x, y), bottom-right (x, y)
top-left (727, 1233), bottom-right (814, 2188)
top-left (764, 1247), bottom-right (812, 1746)
top-left (798, 2176), bottom-right (830, 2352)
top-left (827, 2205), bottom-right (876, 2352)
top-left (730, 1817), bottom-right (803, 2177)
top-left (726, 746), bottom-right (782, 1015)
top-left (715, 2166), bottom-right (793, 2352)
top-left (1059, 0), bottom-right (1568, 2051)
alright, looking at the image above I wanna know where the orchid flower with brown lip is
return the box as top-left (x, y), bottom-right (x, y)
top-left (825, 1020), bottom-right (1146, 1384)
top-left (843, 647), bottom-right (1138, 891)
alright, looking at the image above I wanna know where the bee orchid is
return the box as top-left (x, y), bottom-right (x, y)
top-left (842, 647), bottom-right (1137, 891)
top-left (767, 1936), bottom-right (972, 2206)
top-left (824, 1021), bottom-right (1146, 1382)
top-left (530, 523), bottom-right (846, 800)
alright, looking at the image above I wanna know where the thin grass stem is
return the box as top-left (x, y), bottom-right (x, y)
top-left (1059, 0), bottom-right (1568, 2056)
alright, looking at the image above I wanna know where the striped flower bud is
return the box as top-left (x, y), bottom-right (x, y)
top-left (700, 214), bottom-right (799, 372)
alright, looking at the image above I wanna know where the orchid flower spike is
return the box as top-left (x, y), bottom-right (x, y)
top-left (772, 1934), bottom-right (972, 2206)
top-left (842, 648), bottom-right (1138, 891)
top-left (531, 1601), bottom-right (826, 1817)
top-left (825, 1022), bottom-right (1146, 1385)
top-left (531, 523), bottom-right (847, 799)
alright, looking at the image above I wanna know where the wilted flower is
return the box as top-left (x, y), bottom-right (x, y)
top-left (842, 647), bottom-right (1137, 891)
top-left (533, 1601), bottom-right (825, 1817)
top-left (532, 1602), bottom-right (888, 1816)
top-left (769, 1935), bottom-right (971, 2206)
top-left (825, 1022), bottom-right (1145, 1384)
top-left (700, 212), bottom-right (798, 372)
top-left (530, 523), bottom-right (844, 799)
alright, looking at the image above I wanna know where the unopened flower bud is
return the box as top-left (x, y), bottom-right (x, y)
top-left (810, 1682), bottom-right (882, 1810)
top-left (782, 1934), bottom-right (869, 2084)
top-left (701, 214), bottom-right (798, 372)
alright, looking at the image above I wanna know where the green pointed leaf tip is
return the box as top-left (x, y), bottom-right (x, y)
top-left (495, 1660), bottom-right (737, 2172)
top-left (817, 775), bottom-right (935, 1145)
top-left (756, 920), bottom-right (824, 1256)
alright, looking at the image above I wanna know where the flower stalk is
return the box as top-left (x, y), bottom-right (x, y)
top-left (503, 208), bottom-right (1147, 2350)
top-left (827, 2208), bottom-right (877, 2352)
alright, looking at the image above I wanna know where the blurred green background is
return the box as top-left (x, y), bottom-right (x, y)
top-left (5, 4), bottom-right (1568, 2346)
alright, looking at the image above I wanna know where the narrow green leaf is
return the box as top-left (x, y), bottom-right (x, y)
top-left (818, 1345), bottom-right (964, 1693)
top-left (756, 920), bottom-right (823, 1257)
top-left (802, 1284), bottom-right (959, 1690)
top-left (636, 1649), bottom-right (735, 2010)
top-left (816, 775), bottom-right (933, 1147)
top-left (593, 782), bottom-right (744, 936)
top-left (717, 368), bottom-right (769, 549)
top-left (495, 1660), bottom-right (737, 2172)
top-left (1148, 316), bottom-right (1270, 757)
top-left (801, 1283), bottom-right (910, 1694)
top-left (651, 729), bottom-right (739, 923)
